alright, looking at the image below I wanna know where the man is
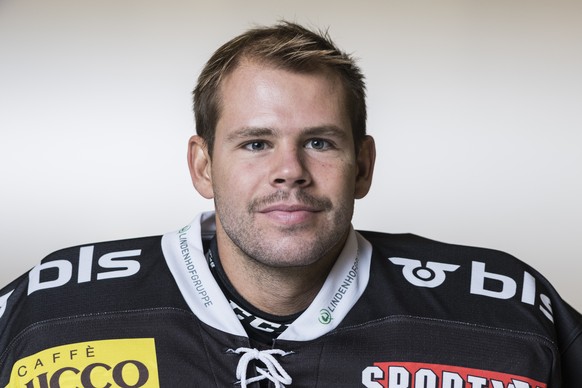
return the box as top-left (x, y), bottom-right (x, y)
top-left (0, 22), bottom-right (580, 388)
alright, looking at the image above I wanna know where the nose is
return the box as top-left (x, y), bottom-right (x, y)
top-left (269, 145), bottom-right (311, 188)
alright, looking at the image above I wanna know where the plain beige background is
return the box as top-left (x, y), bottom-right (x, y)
top-left (1, 0), bottom-right (580, 310)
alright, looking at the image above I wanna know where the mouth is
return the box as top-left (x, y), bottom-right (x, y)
top-left (257, 204), bottom-right (322, 225)
top-left (259, 203), bottom-right (321, 213)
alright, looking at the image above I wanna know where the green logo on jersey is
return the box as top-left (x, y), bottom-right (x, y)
top-left (318, 309), bottom-right (332, 324)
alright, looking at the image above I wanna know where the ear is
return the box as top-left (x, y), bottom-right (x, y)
top-left (354, 135), bottom-right (376, 199)
top-left (187, 135), bottom-right (214, 199)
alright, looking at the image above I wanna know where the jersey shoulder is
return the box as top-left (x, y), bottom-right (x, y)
top-left (355, 230), bottom-right (582, 349)
top-left (359, 229), bottom-right (542, 277)
top-left (0, 235), bottom-right (188, 354)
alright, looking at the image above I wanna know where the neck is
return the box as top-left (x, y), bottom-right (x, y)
top-left (216, 233), bottom-right (346, 316)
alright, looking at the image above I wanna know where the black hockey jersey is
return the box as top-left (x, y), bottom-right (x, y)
top-left (1, 211), bottom-right (581, 387)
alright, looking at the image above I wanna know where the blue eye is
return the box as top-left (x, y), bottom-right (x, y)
top-left (245, 141), bottom-right (266, 151)
top-left (305, 139), bottom-right (330, 150)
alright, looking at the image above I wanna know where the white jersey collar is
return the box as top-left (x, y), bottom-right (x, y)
top-left (161, 211), bottom-right (372, 341)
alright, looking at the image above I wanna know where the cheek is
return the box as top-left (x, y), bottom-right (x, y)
top-left (316, 161), bottom-right (357, 195)
top-left (212, 160), bottom-right (266, 196)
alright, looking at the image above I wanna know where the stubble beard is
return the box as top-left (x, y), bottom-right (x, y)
top-left (215, 190), bottom-right (354, 269)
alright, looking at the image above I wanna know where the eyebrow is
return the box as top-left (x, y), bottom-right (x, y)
top-left (226, 127), bottom-right (276, 142)
top-left (302, 125), bottom-right (349, 140)
top-left (225, 125), bottom-right (349, 142)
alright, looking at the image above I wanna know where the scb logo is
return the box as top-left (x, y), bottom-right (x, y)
top-left (389, 258), bottom-right (460, 288)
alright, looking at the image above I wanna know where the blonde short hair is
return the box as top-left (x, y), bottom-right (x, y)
top-left (193, 21), bottom-right (367, 156)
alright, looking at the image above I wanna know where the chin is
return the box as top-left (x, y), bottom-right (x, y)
top-left (250, 238), bottom-right (342, 269)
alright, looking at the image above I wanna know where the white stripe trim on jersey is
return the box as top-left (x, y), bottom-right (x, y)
top-left (278, 230), bottom-right (372, 341)
top-left (161, 211), bottom-right (247, 337)
top-left (161, 211), bottom-right (372, 341)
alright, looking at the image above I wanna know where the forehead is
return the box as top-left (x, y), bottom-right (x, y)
top-left (216, 60), bottom-right (350, 133)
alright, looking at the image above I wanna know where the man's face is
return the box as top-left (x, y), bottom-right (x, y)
top-left (190, 61), bottom-right (374, 268)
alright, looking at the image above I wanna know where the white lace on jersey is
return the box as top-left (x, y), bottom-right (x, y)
top-left (228, 347), bottom-right (293, 388)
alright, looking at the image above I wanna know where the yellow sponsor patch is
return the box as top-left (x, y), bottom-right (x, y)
top-left (6, 338), bottom-right (160, 388)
